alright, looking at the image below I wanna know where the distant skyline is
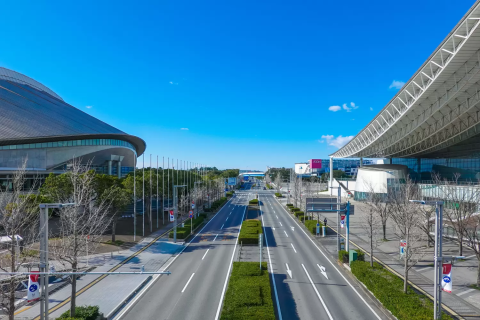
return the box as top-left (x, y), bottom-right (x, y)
top-left (0, 0), bottom-right (476, 169)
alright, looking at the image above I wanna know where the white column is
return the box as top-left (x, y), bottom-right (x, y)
top-left (360, 157), bottom-right (363, 167)
top-left (117, 161), bottom-right (122, 178)
top-left (108, 160), bottom-right (112, 175)
top-left (329, 157), bottom-right (333, 196)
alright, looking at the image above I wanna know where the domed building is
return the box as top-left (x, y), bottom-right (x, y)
top-left (0, 67), bottom-right (145, 190)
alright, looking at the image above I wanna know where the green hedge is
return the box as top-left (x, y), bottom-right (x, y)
top-left (274, 193), bottom-right (282, 198)
top-left (351, 261), bottom-right (453, 320)
top-left (169, 216), bottom-right (205, 239)
top-left (304, 220), bottom-right (322, 235)
top-left (249, 199), bottom-right (259, 205)
top-left (211, 197), bottom-right (228, 210)
top-left (286, 203), bottom-right (293, 207)
top-left (221, 262), bottom-right (275, 320)
top-left (338, 250), bottom-right (349, 263)
top-left (294, 211), bottom-right (304, 218)
top-left (226, 191), bottom-right (234, 197)
top-left (238, 220), bottom-right (262, 245)
top-left (59, 305), bottom-right (99, 320)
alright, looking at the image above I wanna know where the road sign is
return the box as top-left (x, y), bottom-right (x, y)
top-left (340, 215), bottom-right (345, 228)
top-left (27, 272), bottom-right (40, 302)
top-left (191, 204), bottom-right (195, 209)
top-left (189, 210), bottom-right (193, 218)
top-left (169, 210), bottom-right (174, 222)
top-left (192, 201), bottom-right (195, 204)
top-left (316, 223), bottom-right (320, 235)
top-left (400, 240), bottom-right (407, 257)
top-left (441, 263), bottom-right (452, 293)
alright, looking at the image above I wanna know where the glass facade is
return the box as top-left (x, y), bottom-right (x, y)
top-left (0, 138), bottom-right (135, 152)
top-left (392, 158), bottom-right (480, 181)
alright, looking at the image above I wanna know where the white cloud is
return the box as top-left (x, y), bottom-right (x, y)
top-left (342, 102), bottom-right (359, 112)
top-left (389, 80), bottom-right (405, 90)
top-left (319, 134), bottom-right (354, 148)
top-left (86, 105), bottom-right (93, 109)
top-left (328, 105), bottom-right (341, 112)
top-left (370, 107), bottom-right (373, 111)
top-left (169, 81), bottom-right (179, 85)
top-left (180, 128), bottom-right (189, 130)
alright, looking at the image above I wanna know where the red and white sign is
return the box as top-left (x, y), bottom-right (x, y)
top-left (340, 215), bottom-right (345, 228)
top-left (27, 272), bottom-right (40, 302)
top-left (441, 263), bottom-right (452, 293)
top-left (192, 201), bottom-right (195, 204)
top-left (169, 210), bottom-right (174, 222)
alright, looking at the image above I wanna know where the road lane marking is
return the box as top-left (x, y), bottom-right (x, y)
top-left (202, 249), bottom-right (210, 260)
top-left (284, 231), bottom-right (288, 237)
top-left (301, 264), bottom-right (333, 320)
top-left (417, 266), bottom-right (433, 273)
top-left (221, 224), bottom-right (224, 229)
top-left (286, 263), bottom-right (293, 278)
top-left (226, 217), bottom-right (229, 221)
top-left (280, 222), bottom-right (283, 227)
top-left (181, 273), bottom-right (195, 293)
top-left (274, 197), bottom-right (382, 320)
top-left (276, 215), bottom-right (279, 219)
top-left (318, 264), bottom-right (329, 279)
top-left (457, 288), bottom-right (476, 296)
top-left (215, 206), bottom-right (247, 320)
top-left (291, 243), bottom-right (297, 253)
top-left (261, 209), bottom-right (283, 319)
top-left (213, 234), bottom-right (219, 241)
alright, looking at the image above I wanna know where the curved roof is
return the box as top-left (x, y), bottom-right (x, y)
top-left (331, 1), bottom-right (480, 159)
top-left (0, 70), bottom-right (146, 156)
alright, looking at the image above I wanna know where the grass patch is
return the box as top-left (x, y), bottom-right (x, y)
top-left (351, 261), bottom-right (453, 320)
top-left (249, 199), bottom-right (259, 205)
top-left (58, 305), bottom-right (99, 320)
top-left (221, 262), bottom-right (275, 320)
top-left (169, 216), bottom-right (205, 239)
top-left (238, 220), bottom-right (262, 245)
top-left (304, 220), bottom-right (322, 235)
top-left (103, 240), bottom-right (125, 246)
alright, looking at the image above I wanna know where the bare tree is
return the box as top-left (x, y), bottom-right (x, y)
top-left (418, 204), bottom-right (435, 248)
top-left (462, 213), bottom-right (480, 286)
top-left (274, 173), bottom-right (282, 193)
top-left (432, 173), bottom-right (480, 256)
top-left (389, 177), bottom-right (426, 293)
top-left (360, 195), bottom-right (382, 267)
top-left (0, 161), bottom-right (40, 320)
top-left (362, 182), bottom-right (390, 241)
top-left (50, 160), bottom-right (112, 317)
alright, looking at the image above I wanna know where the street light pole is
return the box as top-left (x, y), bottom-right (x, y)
top-left (173, 184), bottom-right (187, 243)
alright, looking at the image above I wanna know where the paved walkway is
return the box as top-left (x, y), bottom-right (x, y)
top-left (12, 214), bottom-right (193, 320)
top-left (277, 196), bottom-right (480, 319)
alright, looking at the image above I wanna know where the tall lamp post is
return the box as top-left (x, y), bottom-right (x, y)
top-left (38, 203), bottom-right (75, 320)
top-left (410, 200), bottom-right (447, 320)
top-left (173, 184), bottom-right (187, 243)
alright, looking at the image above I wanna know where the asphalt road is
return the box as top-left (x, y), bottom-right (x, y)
top-left (117, 191), bottom-right (251, 320)
top-left (259, 191), bottom-right (389, 320)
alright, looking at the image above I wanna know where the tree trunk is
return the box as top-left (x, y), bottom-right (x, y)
top-left (370, 229), bottom-right (374, 267)
top-left (404, 231), bottom-right (409, 293)
top-left (111, 217), bottom-right (117, 242)
top-left (9, 247), bottom-right (15, 320)
top-left (70, 262), bottom-right (77, 317)
top-left (382, 223), bottom-right (387, 240)
top-left (459, 235), bottom-right (463, 256)
top-left (477, 258), bottom-right (480, 286)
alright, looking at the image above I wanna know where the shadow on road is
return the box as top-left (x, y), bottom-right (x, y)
top-left (273, 273), bottom-right (300, 320)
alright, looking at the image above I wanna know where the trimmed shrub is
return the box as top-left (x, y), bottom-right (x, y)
top-left (184, 216), bottom-right (205, 229)
top-left (338, 250), bottom-right (349, 263)
top-left (238, 220), bottom-right (262, 245)
top-left (274, 193), bottom-right (282, 198)
top-left (355, 249), bottom-right (365, 262)
top-left (221, 262), bottom-right (275, 320)
top-left (286, 203), bottom-right (293, 207)
top-left (59, 306), bottom-right (99, 320)
top-left (350, 261), bottom-right (453, 320)
top-left (200, 213), bottom-right (208, 219)
top-left (249, 199), bottom-right (259, 205)
top-left (304, 220), bottom-right (322, 235)
top-left (226, 191), bottom-right (234, 197)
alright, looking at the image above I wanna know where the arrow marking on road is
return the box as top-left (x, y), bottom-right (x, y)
top-left (302, 264), bottom-right (333, 320)
top-left (284, 230), bottom-right (288, 237)
top-left (286, 263), bottom-right (293, 278)
top-left (317, 264), bottom-right (328, 279)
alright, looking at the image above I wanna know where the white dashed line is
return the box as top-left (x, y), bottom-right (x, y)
top-left (284, 230), bottom-right (288, 237)
top-left (221, 224), bottom-right (224, 229)
top-left (291, 243), bottom-right (297, 253)
top-left (181, 273), bottom-right (195, 293)
top-left (213, 234), bottom-right (218, 241)
top-left (202, 249), bottom-right (210, 260)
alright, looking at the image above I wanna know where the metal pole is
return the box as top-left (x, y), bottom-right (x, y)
top-left (133, 153), bottom-right (136, 241)
top-left (329, 156), bottom-right (333, 196)
top-left (150, 154), bottom-right (152, 233)
top-left (162, 156), bottom-right (165, 225)
top-left (157, 155), bottom-right (159, 229)
top-left (39, 206), bottom-right (46, 320)
top-left (439, 202), bottom-right (443, 315)
top-left (337, 187), bottom-right (340, 252)
top-left (174, 186), bottom-right (177, 243)
top-left (434, 202), bottom-right (439, 320)
top-left (346, 201), bottom-right (350, 252)
top-left (142, 154), bottom-right (145, 237)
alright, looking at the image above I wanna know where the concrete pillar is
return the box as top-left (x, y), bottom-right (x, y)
top-left (108, 160), bottom-right (112, 175)
top-left (360, 157), bottom-right (363, 167)
top-left (329, 157), bottom-right (333, 194)
top-left (117, 161), bottom-right (122, 178)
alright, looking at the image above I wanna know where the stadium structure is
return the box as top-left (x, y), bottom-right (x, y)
top-left (0, 67), bottom-right (145, 190)
top-left (330, 1), bottom-right (480, 188)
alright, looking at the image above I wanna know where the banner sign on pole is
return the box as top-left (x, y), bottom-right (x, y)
top-left (169, 210), bottom-right (174, 222)
top-left (340, 215), bottom-right (345, 228)
top-left (400, 240), bottom-right (407, 257)
top-left (27, 272), bottom-right (40, 302)
top-left (191, 204), bottom-right (195, 209)
top-left (441, 263), bottom-right (452, 293)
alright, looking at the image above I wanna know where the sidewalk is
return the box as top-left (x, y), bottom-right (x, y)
top-left (13, 215), bottom-right (190, 320)
top-left (276, 196), bottom-right (480, 319)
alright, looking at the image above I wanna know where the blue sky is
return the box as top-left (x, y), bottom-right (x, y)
top-left (0, 0), bottom-right (476, 170)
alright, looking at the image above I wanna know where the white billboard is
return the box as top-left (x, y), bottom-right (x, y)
top-left (295, 163), bottom-right (310, 175)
